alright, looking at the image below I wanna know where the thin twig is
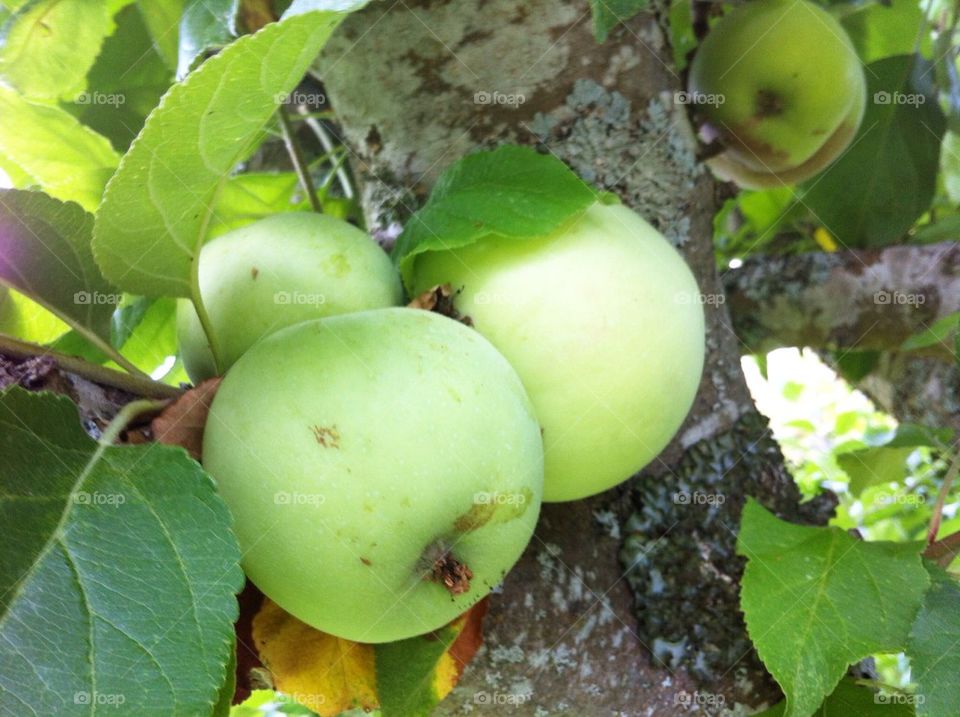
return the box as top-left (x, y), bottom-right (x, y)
top-left (926, 450), bottom-right (960, 545)
top-left (278, 105), bottom-right (323, 213)
top-left (0, 333), bottom-right (182, 399)
top-left (925, 530), bottom-right (960, 568)
top-left (295, 104), bottom-right (355, 200)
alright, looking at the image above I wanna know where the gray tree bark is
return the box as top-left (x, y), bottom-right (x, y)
top-left (724, 242), bottom-right (960, 361)
top-left (315, 2), bottom-right (831, 714)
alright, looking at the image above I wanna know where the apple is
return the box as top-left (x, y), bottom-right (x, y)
top-left (203, 307), bottom-right (544, 643)
top-left (410, 202), bottom-right (705, 502)
top-left (177, 212), bottom-right (402, 382)
top-left (687, 0), bottom-right (866, 189)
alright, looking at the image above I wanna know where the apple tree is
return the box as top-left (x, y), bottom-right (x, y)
top-left (0, 0), bottom-right (958, 716)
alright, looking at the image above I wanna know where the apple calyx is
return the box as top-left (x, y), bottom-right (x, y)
top-left (431, 552), bottom-right (474, 595)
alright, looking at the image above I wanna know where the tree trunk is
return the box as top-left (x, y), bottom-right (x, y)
top-left (316, 2), bottom-right (832, 713)
top-left (724, 242), bottom-right (960, 361)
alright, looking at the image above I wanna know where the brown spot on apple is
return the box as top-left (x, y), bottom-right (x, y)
top-left (431, 552), bottom-right (473, 595)
top-left (310, 424), bottom-right (341, 448)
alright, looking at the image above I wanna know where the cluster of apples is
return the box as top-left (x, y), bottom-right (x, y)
top-left (193, 0), bottom-right (864, 644)
top-left (190, 203), bottom-right (703, 643)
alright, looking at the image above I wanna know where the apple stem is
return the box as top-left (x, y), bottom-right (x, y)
top-left (431, 552), bottom-right (474, 595)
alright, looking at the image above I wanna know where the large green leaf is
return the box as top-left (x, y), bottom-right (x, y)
top-left (0, 388), bottom-right (243, 716)
top-left (908, 564), bottom-right (960, 716)
top-left (392, 145), bottom-right (600, 290)
top-left (800, 55), bottom-right (945, 248)
top-left (738, 499), bottom-right (929, 717)
top-left (0, 0), bottom-right (118, 101)
top-left (68, 3), bottom-right (174, 152)
top-left (0, 88), bottom-right (119, 211)
top-left (0, 190), bottom-right (117, 341)
top-left (93, 7), bottom-right (363, 298)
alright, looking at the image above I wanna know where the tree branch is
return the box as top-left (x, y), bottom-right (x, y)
top-left (724, 241), bottom-right (960, 358)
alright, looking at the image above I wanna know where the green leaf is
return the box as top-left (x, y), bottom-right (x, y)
top-left (178, 0), bottom-right (238, 78)
top-left (841, 0), bottom-right (926, 64)
top-left (800, 55), bottom-right (946, 249)
top-left (0, 189), bottom-right (117, 341)
top-left (902, 312), bottom-right (960, 353)
top-left (137, 0), bottom-right (186, 71)
top-left (392, 145), bottom-right (599, 290)
top-left (838, 446), bottom-right (915, 496)
top-left (832, 349), bottom-right (880, 384)
top-left (667, 0), bottom-right (696, 71)
top-left (68, 3), bottom-right (174, 152)
top-left (589, 0), bottom-right (648, 43)
top-left (375, 622), bottom-right (460, 717)
top-left (0, 87), bottom-right (119, 211)
top-left (0, 0), bottom-right (114, 101)
top-left (0, 287), bottom-right (70, 343)
top-left (939, 131), bottom-right (960, 204)
top-left (737, 499), bottom-right (930, 717)
top-left (213, 642), bottom-right (237, 717)
top-left (93, 7), bottom-right (363, 298)
top-left (838, 423), bottom-right (952, 496)
top-left (50, 297), bottom-right (180, 376)
top-left (208, 172), bottom-right (307, 239)
top-left (0, 388), bottom-right (243, 715)
top-left (111, 297), bottom-right (178, 374)
top-left (754, 677), bottom-right (916, 716)
top-left (908, 564), bottom-right (960, 716)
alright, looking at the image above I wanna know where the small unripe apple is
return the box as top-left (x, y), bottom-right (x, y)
top-left (177, 212), bottom-right (402, 382)
top-left (203, 308), bottom-right (544, 643)
top-left (411, 203), bottom-right (705, 502)
top-left (687, 0), bottom-right (866, 188)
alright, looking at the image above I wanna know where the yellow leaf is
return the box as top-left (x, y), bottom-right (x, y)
top-left (251, 599), bottom-right (379, 716)
top-left (431, 599), bottom-right (488, 700)
top-left (813, 227), bottom-right (838, 252)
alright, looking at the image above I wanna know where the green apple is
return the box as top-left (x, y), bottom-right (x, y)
top-left (410, 203), bottom-right (705, 502)
top-left (687, 0), bottom-right (866, 188)
top-left (177, 212), bottom-right (402, 382)
top-left (203, 308), bottom-right (544, 643)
